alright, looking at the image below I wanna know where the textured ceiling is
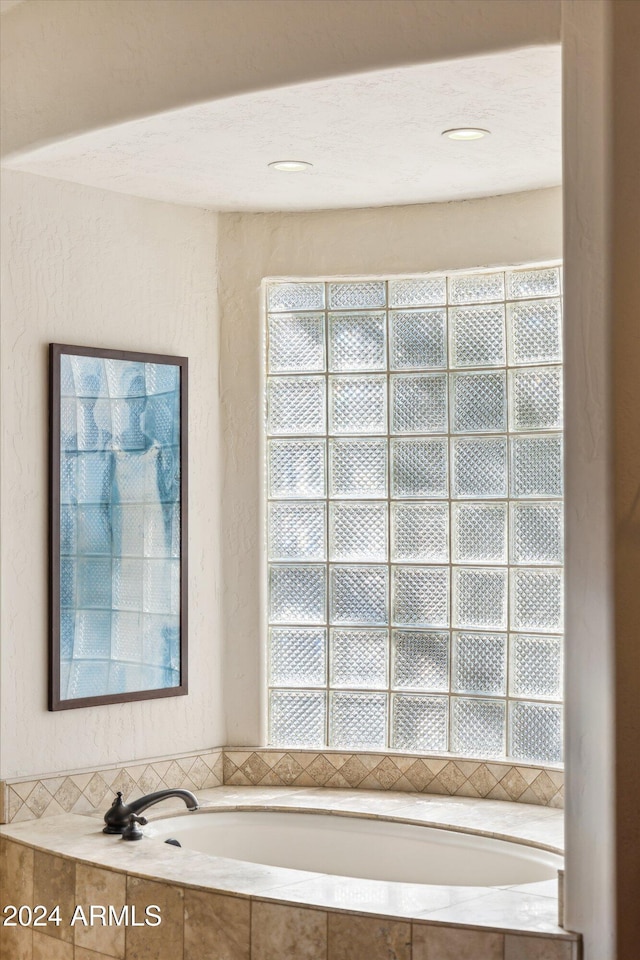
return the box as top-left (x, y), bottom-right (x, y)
top-left (5, 45), bottom-right (561, 211)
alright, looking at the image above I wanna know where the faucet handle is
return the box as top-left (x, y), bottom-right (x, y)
top-left (122, 813), bottom-right (147, 841)
top-left (110, 791), bottom-right (125, 808)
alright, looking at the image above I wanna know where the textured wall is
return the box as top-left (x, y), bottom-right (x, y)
top-left (217, 187), bottom-right (563, 746)
top-left (0, 171), bottom-right (222, 778)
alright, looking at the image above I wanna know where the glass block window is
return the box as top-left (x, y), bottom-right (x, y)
top-left (266, 266), bottom-right (563, 764)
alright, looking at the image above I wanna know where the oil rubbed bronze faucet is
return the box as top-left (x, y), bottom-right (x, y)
top-left (103, 789), bottom-right (199, 834)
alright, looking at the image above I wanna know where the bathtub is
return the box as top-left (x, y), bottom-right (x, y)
top-left (146, 808), bottom-right (562, 887)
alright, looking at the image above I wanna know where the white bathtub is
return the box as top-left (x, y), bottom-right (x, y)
top-left (147, 809), bottom-right (562, 887)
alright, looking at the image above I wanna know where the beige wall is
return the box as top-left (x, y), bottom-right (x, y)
top-left (0, 171), bottom-right (223, 778)
top-left (217, 187), bottom-right (563, 746)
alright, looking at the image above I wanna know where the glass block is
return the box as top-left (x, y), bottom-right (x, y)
top-left (507, 267), bottom-right (561, 300)
top-left (451, 502), bottom-right (507, 563)
top-left (392, 694), bottom-right (448, 752)
top-left (330, 629), bottom-right (388, 688)
top-left (329, 502), bottom-right (387, 562)
top-left (269, 690), bottom-right (326, 747)
top-left (511, 568), bottom-right (563, 633)
top-left (76, 504), bottom-right (112, 556)
top-left (267, 377), bottom-right (325, 435)
top-left (67, 661), bottom-right (110, 701)
top-left (269, 564), bottom-right (326, 624)
top-left (391, 374), bottom-right (448, 434)
top-left (330, 566), bottom-right (388, 625)
top-left (510, 435), bottom-right (563, 498)
top-left (329, 312), bottom-right (386, 372)
top-left (392, 566), bottom-right (449, 628)
top-left (507, 299), bottom-right (562, 366)
top-left (60, 558), bottom-right (76, 608)
top-left (509, 366), bottom-right (562, 433)
top-left (329, 439), bottom-right (387, 498)
top-left (112, 504), bottom-right (144, 557)
top-left (452, 632), bottom-right (506, 695)
top-left (143, 559), bottom-right (180, 616)
top-left (76, 451), bottom-right (112, 504)
top-left (72, 610), bottom-right (112, 659)
top-left (111, 611), bottom-right (143, 662)
top-left (511, 502), bottom-right (563, 564)
top-left (268, 502), bottom-right (326, 561)
top-left (76, 398), bottom-right (113, 451)
top-left (453, 567), bottom-right (507, 630)
top-left (267, 282), bottom-right (325, 313)
top-left (510, 634), bottom-right (563, 700)
top-left (143, 614), bottom-right (180, 669)
top-left (451, 698), bottom-right (506, 758)
top-left (451, 437), bottom-right (507, 499)
top-left (112, 558), bottom-right (143, 610)
top-left (77, 557), bottom-right (112, 608)
top-left (509, 701), bottom-right (562, 764)
top-left (391, 438), bottom-right (448, 499)
top-left (329, 376), bottom-right (386, 434)
top-left (268, 313), bottom-right (325, 373)
top-left (329, 692), bottom-right (387, 749)
top-left (269, 627), bottom-right (326, 687)
top-left (60, 505), bottom-right (78, 555)
top-left (448, 271), bottom-right (505, 304)
top-left (389, 276), bottom-right (447, 308)
top-left (268, 439), bottom-right (325, 499)
top-left (71, 356), bottom-right (110, 398)
top-left (60, 398), bottom-right (78, 451)
top-left (109, 397), bottom-right (146, 450)
top-left (449, 305), bottom-right (506, 368)
top-left (391, 503), bottom-right (449, 562)
top-left (60, 354), bottom-right (76, 397)
top-left (328, 281), bottom-right (386, 309)
top-left (451, 371), bottom-right (506, 434)
top-left (113, 448), bottom-right (165, 504)
top-left (143, 393), bottom-right (179, 448)
top-left (143, 503), bottom-right (180, 559)
top-left (389, 309), bottom-right (447, 369)
top-left (392, 630), bottom-right (449, 691)
top-left (60, 453), bottom-right (77, 504)
top-left (145, 362), bottom-right (179, 396)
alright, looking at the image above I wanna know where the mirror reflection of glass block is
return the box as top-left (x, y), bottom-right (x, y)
top-left (111, 611), bottom-right (143, 662)
top-left (60, 398), bottom-right (78, 451)
top-left (268, 282), bottom-right (325, 313)
top-left (510, 436), bottom-right (563, 498)
top-left (510, 634), bottom-right (563, 700)
top-left (391, 503), bottom-right (449, 562)
top-left (267, 377), bottom-right (325, 435)
top-left (453, 568), bottom-right (507, 630)
top-left (77, 558), bottom-right (112, 609)
top-left (329, 376), bottom-right (386, 434)
top-left (451, 697), bottom-right (506, 757)
top-left (329, 439), bottom-right (387, 498)
top-left (392, 566), bottom-right (449, 627)
top-left (145, 363), bottom-right (179, 396)
top-left (330, 566), bottom-right (388, 625)
top-left (452, 371), bottom-right (506, 434)
top-left (449, 305), bottom-right (506, 368)
top-left (451, 437), bottom-right (507, 499)
top-left (104, 360), bottom-right (145, 399)
top-left (76, 451), bottom-right (112, 504)
top-left (268, 440), bottom-right (326, 499)
top-left (60, 505), bottom-right (77, 555)
top-left (329, 692), bottom-right (387, 749)
top-left (389, 277), bottom-right (447, 308)
top-left (113, 558), bottom-right (143, 610)
top-left (67, 661), bottom-right (111, 701)
top-left (269, 690), bottom-right (326, 747)
top-left (330, 629), bottom-right (388, 688)
top-left (143, 614), bottom-right (180, 670)
top-left (451, 503), bottom-right (507, 564)
top-left (509, 367), bottom-right (563, 432)
top-left (77, 504), bottom-right (112, 555)
top-left (507, 299), bottom-right (562, 366)
top-left (392, 631), bottom-right (449, 691)
top-left (61, 454), bottom-right (77, 504)
top-left (328, 281), bottom-right (386, 310)
top-left (511, 502), bottom-right (563, 564)
top-left (511, 568), bottom-right (563, 633)
top-left (269, 627), bottom-right (326, 687)
top-left (144, 558), bottom-right (180, 616)
top-left (448, 272), bottom-right (505, 304)
top-left (143, 503), bottom-right (180, 559)
top-left (60, 558), bottom-right (76, 608)
top-left (390, 309), bottom-right (447, 370)
top-left (329, 502), bottom-right (387, 562)
top-left (509, 701), bottom-right (562, 764)
top-left (391, 374), bottom-right (448, 434)
top-left (73, 609), bottom-right (112, 659)
top-left (77, 398), bottom-right (115, 451)
top-left (452, 632), bottom-right (506, 695)
top-left (329, 312), bottom-right (386, 372)
top-left (268, 313), bottom-right (325, 373)
top-left (269, 565), bottom-right (326, 624)
top-left (506, 267), bottom-right (561, 300)
top-left (391, 438), bottom-right (448, 499)
top-left (392, 694), bottom-right (448, 751)
top-left (269, 502), bottom-right (326, 562)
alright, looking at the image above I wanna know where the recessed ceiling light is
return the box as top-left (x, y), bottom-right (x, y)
top-left (442, 128), bottom-right (490, 141)
top-left (268, 160), bottom-right (313, 172)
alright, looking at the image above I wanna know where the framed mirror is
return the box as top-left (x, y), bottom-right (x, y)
top-left (49, 344), bottom-right (188, 709)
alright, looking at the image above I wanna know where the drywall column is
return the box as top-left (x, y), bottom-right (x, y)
top-left (562, 1), bottom-right (640, 956)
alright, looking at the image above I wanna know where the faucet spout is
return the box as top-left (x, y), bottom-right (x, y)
top-left (103, 789), bottom-right (199, 834)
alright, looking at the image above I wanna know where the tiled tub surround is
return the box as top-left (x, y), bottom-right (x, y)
top-left (0, 747), bottom-right (563, 825)
top-left (0, 787), bottom-right (577, 960)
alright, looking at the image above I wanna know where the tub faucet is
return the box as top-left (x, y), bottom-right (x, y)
top-left (103, 789), bottom-right (199, 834)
